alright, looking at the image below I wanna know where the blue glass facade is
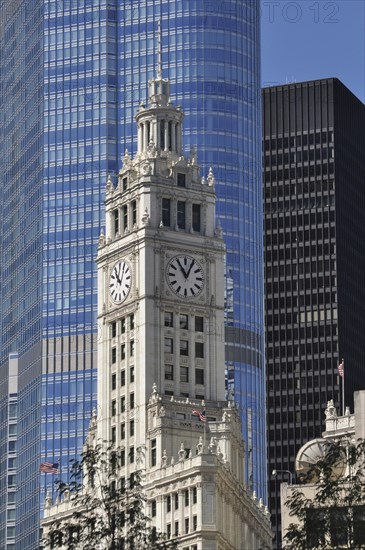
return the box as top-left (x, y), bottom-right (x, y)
top-left (0, 1), bottom-right (44, 547)
top-left (0, 1), bottom-right (264, 547)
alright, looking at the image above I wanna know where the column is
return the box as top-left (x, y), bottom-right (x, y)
top-left (176, 124), bottom-right (181, 154)
top-left (156, 120), bottom-right (160, 150)
top-left (106, 210), bottom-right (113, 240)
top-left (152, 120), bottom-right (157, 147)
top-left (178, 490), bottom-right (183, 536)
top-left (164, 119), bottom-right (169, 151)
top-left (186, 199), bottom-right (192, 233)
top-left (143, 123), bottom-right (148, 151)
top-left (171, 122), bottom-right (176, 151)
top-left (202, 203), bottom-right (207, 236)
top-left (138, 124), bottom-right (143, 153)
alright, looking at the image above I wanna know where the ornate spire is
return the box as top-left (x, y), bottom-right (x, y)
top-left (146, 21), bottom-right (170, 107)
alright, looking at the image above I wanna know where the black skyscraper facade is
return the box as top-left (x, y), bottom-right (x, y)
top-left (263, 79), bottom-right (365, 548)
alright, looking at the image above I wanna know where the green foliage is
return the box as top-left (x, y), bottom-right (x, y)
top-left (42, 443), bottom-right (177, 550)
top-left (284, 439), bottom-right (365, 550)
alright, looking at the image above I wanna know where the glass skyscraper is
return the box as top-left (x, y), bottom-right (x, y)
top-left (0, 1), bottom-right (264, 547)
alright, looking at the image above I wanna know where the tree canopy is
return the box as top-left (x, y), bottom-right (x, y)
top-left (284, 439), bottom-right (365, 550)
top-left (42, 444), bottom-right (177, 550)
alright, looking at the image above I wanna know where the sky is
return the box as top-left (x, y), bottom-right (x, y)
top-left (261, 0), bottom-right (365, 102)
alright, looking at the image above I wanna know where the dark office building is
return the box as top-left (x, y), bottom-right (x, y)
top-left (263, 78), bottom-right (365, 548)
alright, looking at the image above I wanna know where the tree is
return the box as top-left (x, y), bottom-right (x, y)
top-left (42, 443), bottom-right (177, 550)
top-left (284, 438), bottom-right (365, 550)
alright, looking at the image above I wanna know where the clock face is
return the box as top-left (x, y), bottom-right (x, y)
top-left (110, 260), bottom-right (132, 303)
top-left (166, 255), bottom-right (205, 298)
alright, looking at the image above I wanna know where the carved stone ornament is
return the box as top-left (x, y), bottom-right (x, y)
top-left (189, 145), bottom-right (197, 165)
top-left (207, 166), bottom-right (215, 186)
top-left (141, 207), bottom-right (151, 226)
top-left (141, 160), bottom-right (152, 176)
top-left (178, 443), bottom-right (186, 461)
top-left (146, 140), bottom-right (157, 157)
top-left (122, 149), bottom-right (131, 169)
top-left (98, 229), bottom-right (106, 248)
top-left (161, 450), bottom-right (168, 467)
top-left (106, 174), bottom-right (114, 193)
top-left (325, 399), bottom-right (338, 420)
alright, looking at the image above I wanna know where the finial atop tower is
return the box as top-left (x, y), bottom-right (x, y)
top-left (146, 20), bottom-right (170, 107)
top-left (157, 19), bottom-right (162, 80)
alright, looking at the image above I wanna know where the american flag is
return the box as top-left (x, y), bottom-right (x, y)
top-left (192, 409), bottom-right (206, 423)
top-left (39, 462), bottom-right (59, 474)
top-left (338, 359), bottom-right (344, 378)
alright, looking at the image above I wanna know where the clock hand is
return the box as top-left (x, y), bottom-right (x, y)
top-left (177, 258), bottom-right (188, 279)
top-left (115, 269), bottom-right (122, 285)
top-left (186, 259), bottom-right (195, 279)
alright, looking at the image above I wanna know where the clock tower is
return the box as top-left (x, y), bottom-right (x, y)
top-left (96, 68), bottom-right (227, 446)
top-left (43, 66), bottom-right (272, 549)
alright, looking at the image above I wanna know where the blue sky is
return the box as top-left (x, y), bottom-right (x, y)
top-left (261, 0), bottom-right (365, 102)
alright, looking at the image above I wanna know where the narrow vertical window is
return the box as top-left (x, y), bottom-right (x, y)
top-left (195, 342), bottom-right (204, 358)
top-left (195, 316), bottom-right (204, 332)
top-left (151, 439), bottom-right (157, 467)
top-left (120, 397), bottom-right (126, 413)
top-left (168, 121), bottom-right (173, 150)
top-left (180, 314), bottom-right (189, 330)
top-left (113, 209), bottom-right (119, 234)
top-left (162, 198), bottom-right (171, 227)
top-left (192, 204), bottom-right (201, 232)
top-left (164, 338), bottom-right (173, 354)
top-left (122, 177), bottom-right (128, 191)
top-left (131, 200), bottom-right (137, 226)
top-left (164, 312), bottom-right (173, 327)
top-left (165, 364), bottom-right (173, 380)
top-left (129, 446), bottom-right (135, 463)
top-left (130, 313), bottom-right (135, 330)
top-left (160, 120), bottom-right (165, 149)
top-left (122, 205), bottom-right (128, 232)
top-left (195, 369), bottom-right (205, 385)
top-left (177, 173), bottom-right (186, 187)
top-left (177, 201), bottom-right (186, 229)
